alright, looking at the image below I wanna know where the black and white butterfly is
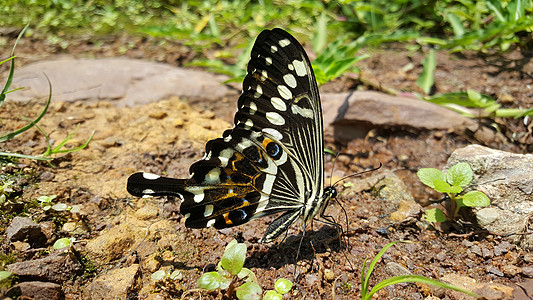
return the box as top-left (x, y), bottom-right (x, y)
top-left (127, 28), bottom-right (337, 243)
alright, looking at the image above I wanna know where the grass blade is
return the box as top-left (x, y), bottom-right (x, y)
top-left (416, 49), bottom-right (436, 94)
top-left (0, 74), bottom-right (52, 143)
top-left (367, 275), bottom-right (480, 298)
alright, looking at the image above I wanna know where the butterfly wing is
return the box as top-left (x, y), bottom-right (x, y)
top-left (127, 28), bottom-right (325, 243)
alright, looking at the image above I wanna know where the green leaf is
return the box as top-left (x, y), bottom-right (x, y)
top-left (169, 270), bottom-right (183, 280)
top-left (0, 75), bottom-right (52, 143)
top-left (236, 281), bottom-right (262, 300)
top-left (417, 168), bottom-right (445, 189)
top-left (0, 271), bottom-right (12, 289)
top-left (462, 191), bottom-right (490, 207)
top-left (447, 163), bottom-right (473, 188)
top-left (237, 267), bottom-right (258, 283)
top-left (433, 179), bottom-right (462, 194)
top-left (424, 208), bottom-right (447, 223)
top-left (53, 237), bottom-right (72, 250)
top-left (197, 271), bottom-right (221, 291)
top-left (361, 241), bottom-right (404, 298)
top-left (274, 278), bottom-right (293, 294)
top-left (221, 240), bottom-right (246, 276)
top-left (263, 290), bottom-right (282, 300)
top-left (366, 275), bottom-right (480, 299)
top-left (312, 12), bottom-right (328, 54)
top-left (416, 49), bottom-right (436, 94)
top-left (151, 270), bottom-right (167, 281)
top-left (447, 13), bottom-right (465, 37)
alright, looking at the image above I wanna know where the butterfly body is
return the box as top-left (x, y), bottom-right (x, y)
top-left (127, 28), bottom-right (335, 243)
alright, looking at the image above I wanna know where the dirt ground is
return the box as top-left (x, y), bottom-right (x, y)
top-left (1, 33), bottom-right (532, 299)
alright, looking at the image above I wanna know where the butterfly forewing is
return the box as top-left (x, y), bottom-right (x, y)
top-left (127, 28), bottom-right (328, 243)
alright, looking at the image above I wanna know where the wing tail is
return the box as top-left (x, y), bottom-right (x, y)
top-left (127, 172), bottom-right (186, 197)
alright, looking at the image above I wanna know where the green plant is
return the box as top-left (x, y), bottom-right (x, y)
top-left (361, 241), bottom-right (480, 299)
top-left (193, 239), bottom-right (292, 300)
top-left (415, 51), bottom-right (533, 118)
top-left (0, 25), bottom-right (94, 162)
top-left (37, 194), bottom-right (82, 213)
top-left (417, 162), bottom-right (490, 223)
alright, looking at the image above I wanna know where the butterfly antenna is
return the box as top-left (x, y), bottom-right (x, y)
top-left (332, 162), bottom-right (382, 187)
top-left (328, 150), bottom-right (341, 187)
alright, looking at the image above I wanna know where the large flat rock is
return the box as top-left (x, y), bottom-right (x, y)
top-left (9, 58), bottom-right (232, 107)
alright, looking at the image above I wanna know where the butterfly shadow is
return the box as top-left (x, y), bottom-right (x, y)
top-left (244, 223), bottom-right (347, 271)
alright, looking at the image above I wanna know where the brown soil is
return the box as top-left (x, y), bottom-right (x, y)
top-left (1, 33), bottom-right (532, 299)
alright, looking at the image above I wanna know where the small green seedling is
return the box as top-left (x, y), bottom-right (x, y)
top-left (361, 241), bottom-right (480, 299)
top-left (53, 237), bottom-right (76, 250)
top-left (417, 162), bottom-right (490, 223)
top-left (196, 239), bottom-right (292, 300)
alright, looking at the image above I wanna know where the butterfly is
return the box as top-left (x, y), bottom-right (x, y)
top-left (127, 28), bottom-right (337, 243)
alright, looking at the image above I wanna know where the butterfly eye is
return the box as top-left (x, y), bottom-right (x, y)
top-left (266, 142), bottom-right (281, 158)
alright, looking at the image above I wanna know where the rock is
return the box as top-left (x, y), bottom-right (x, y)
top-left (488, 267), bottom-right (504, 277)
top-left (389, 199), bottom-right (422, 223)
top-left (523, 266), bottom-right (533, 277)
top-left (7, 250), bottom-right (83, 283)
top-left (494, 241), bottom-right (513, 256)
top-left (5, 216), bottom-right (46, 246)
top-left (85, 264), bottom-right (140, 299)
top-left (473, 283), bottom-right (514, 300)
top-left (501, 265), bottom-right (522, 277)
top-left (5, 281), bottom-right (62, 300)
top-left (10, 58), bottom-right (232, 107)
top-left (323, 268), bottom-right (335, 281)
top-left (385, 262), bottom-right (411, 276)
top-left (85, 223), bottom-right (136, 263)
top-left (439, 273), bottom-right (514, 300)
top-left (447, 145), bottom-right (533, 249)
top-left (324, 91), bottom-right (495, 143)
top-left (135, 204), bottom-right (159, 220)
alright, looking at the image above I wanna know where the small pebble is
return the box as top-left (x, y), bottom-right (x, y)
top-left (502, 265), bottom-right (522, 277)
top-left (481, 247), bottom-right (494, 259)
top-left (149, 111), bottom-right (168, 119)
top-left (494, 241), bottom-right (513, 256)
top-left (470, 245), bottom-right (482, 257)
top-left (323, 269), bottom-right (335, 281)
top-left (488, 267), bottom-right (504, 277)
top-left (462, 240), bottom-right (473, 247)
top-left (522, 266), bottom-right (533, 277)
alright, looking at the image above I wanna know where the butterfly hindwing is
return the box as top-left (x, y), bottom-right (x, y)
top-left (127, 28), bottom-right (329, 243)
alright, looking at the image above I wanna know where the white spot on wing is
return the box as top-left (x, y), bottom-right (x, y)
top-left (224, 135), bottom-right (232, 142)
top-left (283, 74), bottom-right (297, 88)
top-left (279, 39), bottom-right (290, 47)
top-left (249, 102), bottom-right (257, 114)
top-left (219, 148), bottom-right (235, 167)
top-left (254, 85), bottom-right (263, 98)
top-left (262, 128), bottom-right (283, 140)
top-left (293, 59), bottom-right (307, 77)
top-left (277, 85), bottom-right (292, 100)
top-left (288, 63), bottom-right (294, 71)
top-left (142, 173), bottom-right (160, 180)
top-left (207, 219), bottom-right (216, 227)
top-left (265, 57), bottom-right (272, 65)
top-left (260, 70), bottom-right (268, 82)
top-left (236, 139), bottom-right (253, 152)
top-left (270, 45), bottom-right (278, 53)
top-left (244, 119), bottom-right (254, 129)
top-left (291, 105), bottom-right (315, 119)
top-left (142, 189), bottom-right (155, 194)
top-left (184, 213), bottom-right (190, 219)
top-left (266, 111), bottom-right (285, 125)
top-left (204, 168), bottom-right (221, 184)
top-left (204, 204), bottom-right (214, 217)
top-left (270, 97), bottom-right (286, 111)
top-left (193, 192), bottom-right (204, 203)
